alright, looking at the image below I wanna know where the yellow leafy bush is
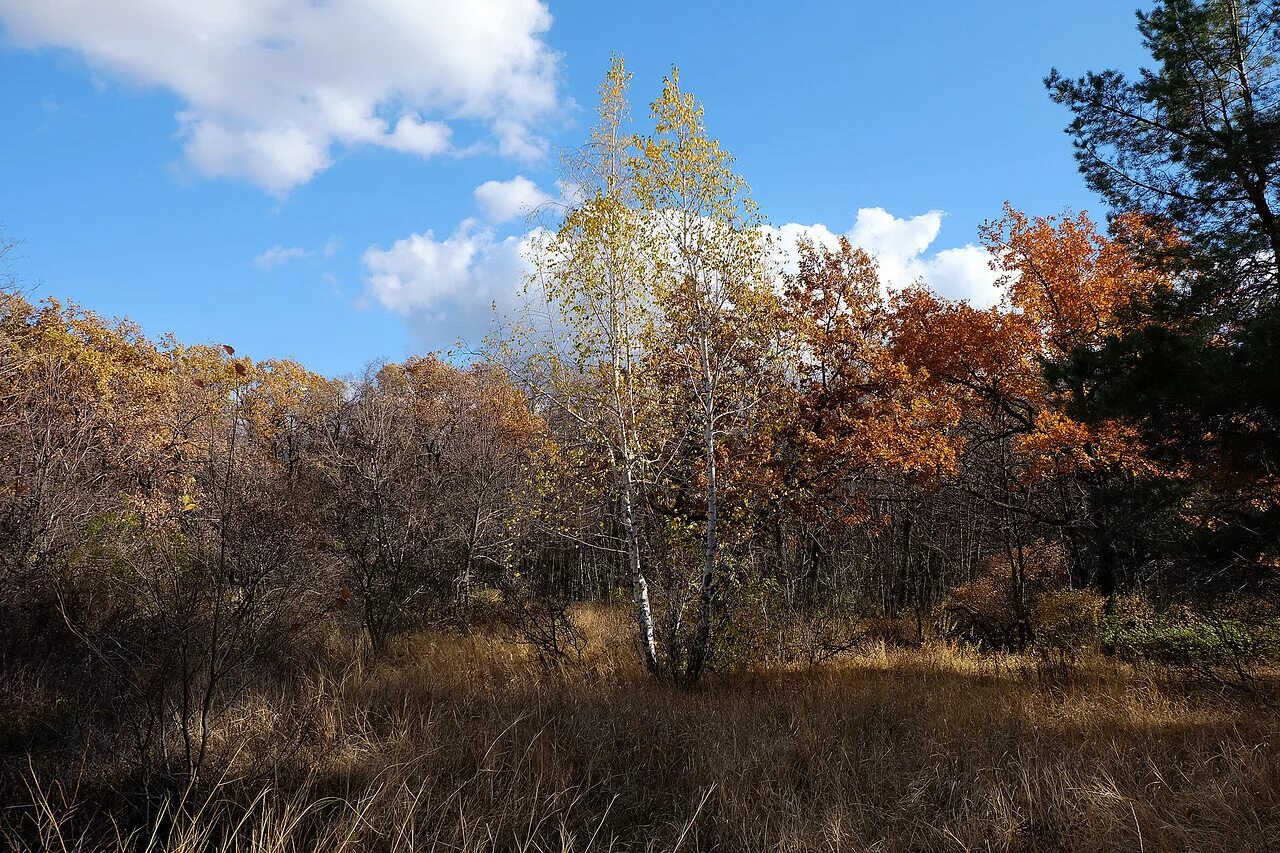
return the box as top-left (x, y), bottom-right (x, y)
top-left (1032, 588), bottom-right (1105, 661)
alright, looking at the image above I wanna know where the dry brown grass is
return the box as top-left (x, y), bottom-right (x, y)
top-left (6, 605), bottom-right (1279, 852)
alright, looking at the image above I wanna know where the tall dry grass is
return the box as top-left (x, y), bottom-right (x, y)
top-left (4, 605), bottom-right (1278, 852)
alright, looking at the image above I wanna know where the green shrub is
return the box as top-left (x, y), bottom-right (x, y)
top-left (1103, 608), bottom-right (1280, 678)
top-left (713, 574), bottom-right (788, 671)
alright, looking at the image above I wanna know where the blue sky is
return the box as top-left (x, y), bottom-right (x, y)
top-left (0, 1), bottom-right (1148, 377)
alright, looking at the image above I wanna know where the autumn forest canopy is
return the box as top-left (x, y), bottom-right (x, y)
top-left (2, 1), bottom-right (1280, 850)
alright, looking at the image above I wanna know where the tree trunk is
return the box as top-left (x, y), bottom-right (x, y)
top-left (621, 461), bottom-right (659, 674)
top-left (686, 407), bottom-right (718, 685)
top-left (458, 504), bottom-right (482, 609)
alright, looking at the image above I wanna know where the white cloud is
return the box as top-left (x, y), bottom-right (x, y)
top-left (366, 206), bottom-right (1003, 351)
top-left (255, 236), bottom-right (343, 268)
top-left (0, 0), bottom-right (562, 194)
top-left (766, 221), bottom-right (843, 277)
top-left (254, 244), bottom-right (309, 269)
top-left (924, 246), bottom-right (1004, 306)
top-left (555, 179), bottom-right (586, 208)
top-left (474, 175), bottom-right (554, 224)
top-left (383, 115), bottom-right (453, 156)
top-left (363, 219), bottom-right (545, 349)
top-left (847, 208), bottom-right (944, 276)
top-left (771, 208), bottom-right (1002, 307)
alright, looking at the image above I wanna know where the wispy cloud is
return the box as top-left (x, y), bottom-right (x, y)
top-left (254, 245), bottom-right (309, 270)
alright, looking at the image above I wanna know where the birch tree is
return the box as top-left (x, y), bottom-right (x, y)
top-left (527, 57), bottom-right (665, 674)
top-left (635, 70), bottom-right (781, 684)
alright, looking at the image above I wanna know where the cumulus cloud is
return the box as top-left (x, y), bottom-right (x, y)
top-left (254, 244), bottom-right (309, 269)
top-left (923, 245), bottom-right (1005, 305)
top-left (474, 175), bottom-right (553, 223)
top-left (366, 205), bottom-right (1003, 350)
top-left (767, 221), bottom-right (843, 276)
top-left (363, 219), bottom-right (545, 349)
top-left (0, 0), bottom-right (562, 193)
top-left (771, 208), bottom-right (1002, 307)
